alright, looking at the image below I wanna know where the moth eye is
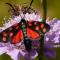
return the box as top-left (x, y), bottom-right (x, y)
top-left (40, 23), bottom-right (44, 28)
top-left (35, 26), bottom-right (39, 31)
top-left (42, 28), bottom-right (46, 33)
top-left (3, 37), bottom-right (6, 42)
top-left (9, 32), bottom-right (13, 37)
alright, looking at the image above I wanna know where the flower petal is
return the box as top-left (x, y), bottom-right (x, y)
top-left (0, 46), bottom-right (7, 55)
top-left (44, 48), bottom-right (56, 58)
top-left (30, 49), bottom-right (38, 58)
top-left (24, 49), bottom-right (38, 60)
top-left (6, 49), bottom-right (19, 60)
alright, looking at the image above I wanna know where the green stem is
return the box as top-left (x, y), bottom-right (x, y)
top-left (42, 0), bottom-right (47, 23)
top-left (38, 0), bottom-right (47, 60)
top-left (38, 35), bottom-right (44, 60)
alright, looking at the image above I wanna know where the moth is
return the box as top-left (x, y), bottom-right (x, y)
top-left (0, 0), bottom-right (50, 52)
top-left (0, 18), bottom-right (50, 47)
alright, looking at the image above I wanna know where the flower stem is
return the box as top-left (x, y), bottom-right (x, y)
top-left (38, 35), bottom-right (44, 60)
top-left (38, 0), bottom-right (47, 60)
top-left (42, 0), bottom-right (47, 23)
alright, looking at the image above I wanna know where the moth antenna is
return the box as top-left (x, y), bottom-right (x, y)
top-left (5, 3), bottom-right (16, 11)
top-left (27, 0), bottom-right (34, 11)
top-left (29, 0), bottom-right (33, 8)
top-left (23, 0), bottom-right (34, 14)
top-left (5, 3), bottom-right (20, 16)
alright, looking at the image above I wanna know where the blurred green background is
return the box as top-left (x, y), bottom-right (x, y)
top-left (0, 0), bottom-right (60, 26)
top-left (0, 0), bottom-right (60, 60)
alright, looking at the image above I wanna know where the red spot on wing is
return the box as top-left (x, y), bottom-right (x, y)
top-left (3, 32), bottom-right (7, 37)
top-left (28, 21), bottom-right (32, 26)
top-left (12, 30), bottom-right (23, 44)
top-left (35, 26), bottom-right (39, 31)
top-left (40, 23), bottom-right (44, 28)
top-left (9, 32), bottom-right (13, 37)
top-left (3, 37), bottom-right (6, 42)
top-left (42, 28), bottom-right (46, 33)
top-left (27, 27), bottom-right (40, 40)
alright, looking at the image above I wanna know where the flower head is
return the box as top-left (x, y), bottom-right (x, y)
top-left (0, 4), bottom-right (60, 60)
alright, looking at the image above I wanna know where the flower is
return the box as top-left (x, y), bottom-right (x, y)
top-left (45, 18), bottom-right (60, 44)
top-left (0, 12), bottom-right (60, 60)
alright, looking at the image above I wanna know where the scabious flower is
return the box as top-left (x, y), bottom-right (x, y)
top-left (0, 10), bottom-right (60, 60)
top-left (45, 18), bottom-right (60, 44)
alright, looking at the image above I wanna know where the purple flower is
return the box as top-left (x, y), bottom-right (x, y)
top-left (44, 41), bottom-right (56, 58)
top-left (45, 18), bottom-right (60, 44)
top-left (0, 12), bottom-right (60, 60)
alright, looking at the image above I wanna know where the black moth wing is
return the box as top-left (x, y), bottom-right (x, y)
top-left (0, 22), bottom-right (22, 43)
top-left (27, 21), bottom-right (50, 34)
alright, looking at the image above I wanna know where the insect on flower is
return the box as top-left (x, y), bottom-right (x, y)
top-left (0, 0), bottom-right (59, 60)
